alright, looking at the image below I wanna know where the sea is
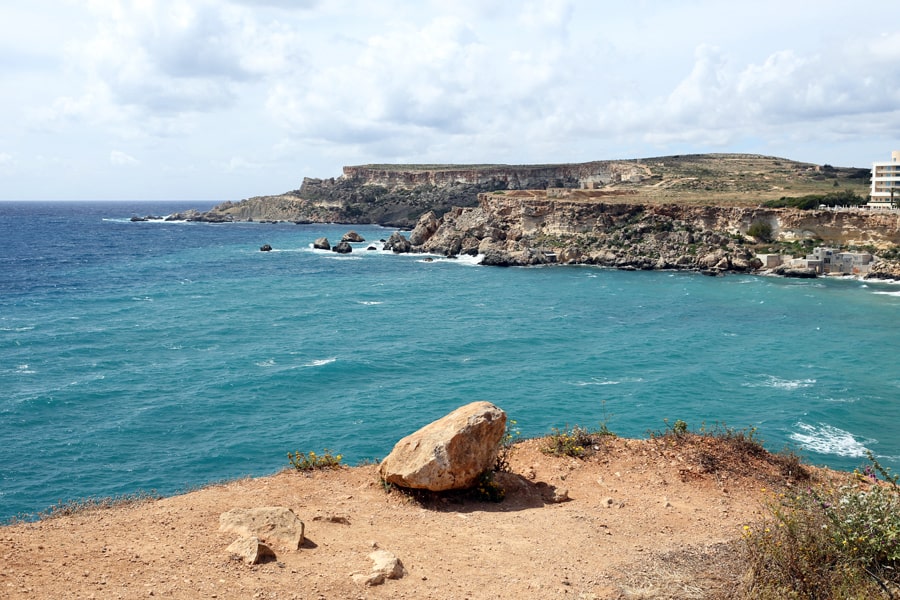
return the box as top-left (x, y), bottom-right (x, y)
top-left (2, 200), bottom-right (900, 521)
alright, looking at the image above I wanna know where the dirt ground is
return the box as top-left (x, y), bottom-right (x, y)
top-left (1, 435), bottom-right (829, 599)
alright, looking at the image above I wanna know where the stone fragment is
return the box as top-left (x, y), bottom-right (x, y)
top-left (378, 401), bottom-right (506, 492)
top-left (369, 549), bottom-right (406, 580)
top-left (219, 507), bottom-right (305, 549)
top-left (226, 536), bottom-right (276, 565)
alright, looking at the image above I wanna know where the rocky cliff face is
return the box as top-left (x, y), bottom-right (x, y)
top-left (199, 161), bottom-right (649, 228)
top-left (405, 191), bottom-right (900, 276)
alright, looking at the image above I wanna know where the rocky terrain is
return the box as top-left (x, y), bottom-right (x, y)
top-left (402, 190), bottom-right (900, 276)
top-left (165, 153), bottom-right (900, 277)
top-left (3, 431), bottom-right (832, 599)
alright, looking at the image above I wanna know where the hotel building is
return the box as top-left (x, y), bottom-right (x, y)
top-left (870, 150), bottom-right (900, 208)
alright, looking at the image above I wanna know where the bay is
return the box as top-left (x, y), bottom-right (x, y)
top-left (2, 201), bottom-right (899, 520)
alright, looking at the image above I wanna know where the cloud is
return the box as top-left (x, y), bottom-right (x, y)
top-left (110, 150), bottom-right (139, 166)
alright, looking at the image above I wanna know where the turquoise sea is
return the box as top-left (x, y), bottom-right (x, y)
top-left (2, 201), bottom-right (900, 520)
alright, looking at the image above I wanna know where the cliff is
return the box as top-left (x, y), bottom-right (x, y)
top-left (405, 189), bottom-right (900, 276)
top-left (201, 160), bottom-right (649, 228)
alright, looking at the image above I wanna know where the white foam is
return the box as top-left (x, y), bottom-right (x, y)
top-left (744, 375), bottom-right (816, 390)
top-left (790, 422), bottom-right (872, 457)
top-left (872, 290), bottom-right (900, 297)
top-left (357, 301), bottom-right (383, 306)
top-left (303, 357), bottom-right (337, 367)
top-left (256, 359), bottom-right (276, 367)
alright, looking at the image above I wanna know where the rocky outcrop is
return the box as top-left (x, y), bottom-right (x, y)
top-left (407, 192), bottom-right (900, 272)
top-left (383, 232), bottom-right (411, 254)
top-left (195, 161), bottom-right (649, 228)
top-left (313, 237), bottom-right (331, 251)
top-left (378, 401), bottom-right (507, 492)
top-left (332, 241), bottom-right (353, 254)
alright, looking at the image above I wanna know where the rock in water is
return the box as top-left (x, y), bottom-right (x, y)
top-left (259, 244), bottom-right (272, 252)
top-left (341, 231), bottom-right (365, 243)
top-left (383, 231), bottom-right (411, 253)
top-left (313, 237), bottom-right (331, 250)
top-left (378, 401), bottom-right (506, 491)
top-left (332, 241), bottom-right (353, 254)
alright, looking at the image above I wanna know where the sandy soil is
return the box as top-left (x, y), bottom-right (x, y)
top-left (1, 435), bottom-right (829, 599)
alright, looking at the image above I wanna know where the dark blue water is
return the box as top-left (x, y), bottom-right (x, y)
top-left (2, 201), bottom-right (900, 520)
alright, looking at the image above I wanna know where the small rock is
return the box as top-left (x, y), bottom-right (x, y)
top-left (312, 237), bottom-right (330, 250)
top-left (226, 537), bottom-right (276, 565)
top-left (259, 244), bottom-right (272, 252)
top-left (369, 549), bottom-right (406, 580)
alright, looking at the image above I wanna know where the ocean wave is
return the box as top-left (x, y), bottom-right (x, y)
top-left (872, 290), bottom-right (900, 297)
top-left (744, 375), bottom-right (816, 390)
top-left (790, 422), bottom-right (872, 458)
top-left (571, 376), bottom-right (643, 387)
top-left (256, 359), bottom-right (276, 368)
top-left (303, 357), bottom-right (337, 367)
top-left (357, 301), bottom-right (383, 305)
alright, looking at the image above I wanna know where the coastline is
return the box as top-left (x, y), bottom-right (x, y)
top-left (2, 435), bottom-right (840, 599)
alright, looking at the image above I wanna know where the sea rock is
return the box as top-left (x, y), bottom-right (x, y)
top-left (342, 231), bottom-right (365, 243)
top-left (260, 244), bottom-right (272, 252)
top-left (226, 536), bottom-right (276, 565)
top-left (409, 211), bottom-right (440, 246)
top-left (313, 237), bottom-right (331, 250)
top-left (378, 401), bottom-right (507, 491)
top-left (332, 241), bottom-right (353, 254)
top-left (219, 507), bottom-right (305, 549)
top-left (383, 232), bottom-right (411, 254)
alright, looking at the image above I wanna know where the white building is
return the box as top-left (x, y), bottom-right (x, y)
top-left (869, 150), bottom-right (900, 208)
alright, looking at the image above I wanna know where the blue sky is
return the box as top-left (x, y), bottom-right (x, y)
top-left (2, 0), bottom-right (899, 201)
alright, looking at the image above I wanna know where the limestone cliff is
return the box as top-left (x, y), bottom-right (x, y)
top-left (200, 161), bottom-right (649, 228)
top-left (406, 190), bottom-right (900, 277)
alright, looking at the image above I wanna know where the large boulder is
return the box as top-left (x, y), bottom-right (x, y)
top-left (219, 507), bottom-right (305, 549)
top-left (408, 211), bottom-right (440, 246)
top-left (342, 231), bottom-right (365, 243)
top-left (332, 241), bottom-right (353, 254)
top-left (313, 237), bottom-right (331, 250)
top-left (383, 232), bottom-right (411, 254)
top-left (378, 401), bottom-right (506, 492)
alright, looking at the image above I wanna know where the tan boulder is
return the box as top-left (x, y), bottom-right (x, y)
top-left (378, 401), bottom-right (506, 491)
top-left (219, 506), bottom-right (305, 549)
top-left (226, 536), bottom-right (276, 565)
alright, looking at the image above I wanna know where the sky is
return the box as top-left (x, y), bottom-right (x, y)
top-left (2, 1), bottom-right (900, 201)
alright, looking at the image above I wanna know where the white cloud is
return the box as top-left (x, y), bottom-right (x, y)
top-left (110, 150), bottom-right (139, 166)
top-left (4, 0), bottom-right (900, 200)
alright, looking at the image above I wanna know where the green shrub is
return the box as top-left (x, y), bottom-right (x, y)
top-left (543, 424), bottom-right (613, 458)
top-left (748, 221), bottom-right (774, 243)
top-left (744, 454), bottom-right (900, 597)
top-left (287, 449), bottom-right (343, 471)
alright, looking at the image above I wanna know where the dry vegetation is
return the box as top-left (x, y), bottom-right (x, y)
top-left (497, 154), bottom-right (871, 207)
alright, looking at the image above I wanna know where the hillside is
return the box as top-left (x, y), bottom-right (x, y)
top-left (197, 154), bottom-right (871, 228)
